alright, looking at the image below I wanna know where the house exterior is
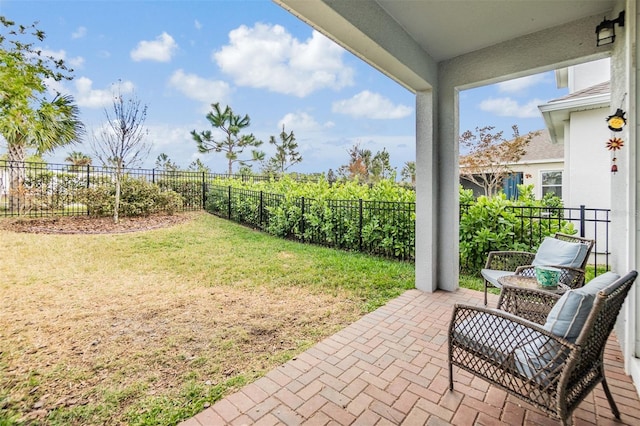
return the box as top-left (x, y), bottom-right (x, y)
top-left (460, 129), bottom-right (564, 199)
top-left (540, 60), bottom-right (613, 211)
top-left (275, 0), bottom-right (640, 395)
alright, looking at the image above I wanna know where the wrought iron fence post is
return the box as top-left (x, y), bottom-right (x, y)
top-left (301, 196), bottom-right (305, 242)
top-left (580, 205), bottom-right (586, 237)
top-left (202, 172), bottom-right (206, 209)
top-left (359, 198), bottom-right (363, 251)
top-left (152, 169), bottom-right (155, 184)
top-left (228, 185), bottom-right (232, 219)
top-left (259, 191), bottom-right (264, 227)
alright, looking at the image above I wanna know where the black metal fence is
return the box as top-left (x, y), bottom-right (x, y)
top-left (205, 184), bottom-right (416, 260)
top-left (0, 160), bottom-right (279, 217)
top-left (459, 203), bottom-right (610, 272)
top-left (0, 160), bottom-right (611, 269)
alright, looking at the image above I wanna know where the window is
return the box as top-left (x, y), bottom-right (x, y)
top-left (541, 170), bottom-right (562, 197)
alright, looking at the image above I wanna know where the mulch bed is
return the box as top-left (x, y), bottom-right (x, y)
top-left (0, 212), bottom-right (197, 234)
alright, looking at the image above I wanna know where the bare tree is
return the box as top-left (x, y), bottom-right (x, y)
top-left (91, 87), bottom-right (150, 223)
top-left (459, 125), bottom-right (536, 198)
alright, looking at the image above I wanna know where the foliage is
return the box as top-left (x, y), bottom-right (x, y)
top-left (65, 151), bottom-right (92, 172)
top-left (191, 103), bottom-right (265, 175)
top-left (187, 158), bottom-right (211, 173)
top-left (0, 17), bottom-right (85, 213)
top-left (155, 153), bottom-right (178, 172)
top-left (91, 84), bottom-right (150, 223)
top-left (401, 161), bottom-right (416, 185)
top-left (459, 185), bottom-right (574, 274)
top-left (79, 176), bottom-right (182, 217)
top-left (337, 143), bottom-right (394, 183)
top-left (205, 176), bottom-right (416, 260)
top-left (262, 125), bottom-right (302, 175)
top-left (156, 175), bottom-right (204, 209)
top-left (459, 125), bottom-right (537, 197)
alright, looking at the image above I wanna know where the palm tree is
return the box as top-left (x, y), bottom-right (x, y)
top-left (1, 94), bottom-right (85, 212)
top-left (65, 151), bottom-right (92, 172)
top-left (1, 18), bottom-right (85, 213)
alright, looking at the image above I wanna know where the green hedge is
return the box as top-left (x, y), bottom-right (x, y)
top-left (206, 177), bottom-right (573, 267)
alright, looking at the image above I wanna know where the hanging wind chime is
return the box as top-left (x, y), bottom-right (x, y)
top-left (605, 108), bottom-right (626, 173)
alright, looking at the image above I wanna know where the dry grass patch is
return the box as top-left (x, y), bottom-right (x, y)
top-left (0, 212), bottom-right (414, 425)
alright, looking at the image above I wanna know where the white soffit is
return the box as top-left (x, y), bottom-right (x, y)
top-left (276, 0), bottom-right (616, 62)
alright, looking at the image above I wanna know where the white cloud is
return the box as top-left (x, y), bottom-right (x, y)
top-left (278, 112), bottom-right (333, 133)
top-left (168, 69), bottom-right (232, 109)
top-left (130, 32), bottom-right (178, 62)
top-left (74, 77), bottom-right (135, 108)
top-left (214, 24), bottom-right (354, 97)
top-left (332, 91), bottom-right (413, 119)
top-left (497, 74), bottom-right (547, 93)
top-left (72, 26), bottom-right (87, 39)
top-left (479, 97), bottom-right (546, 118)
top-left (194, 20), bottom-right (202, 30)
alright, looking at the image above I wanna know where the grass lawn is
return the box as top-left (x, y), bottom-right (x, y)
top-left (0, 212), bottom-right (415, 425)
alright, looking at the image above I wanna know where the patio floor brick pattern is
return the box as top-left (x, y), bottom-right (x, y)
top-left (181, 288), bottom-right (640, 425)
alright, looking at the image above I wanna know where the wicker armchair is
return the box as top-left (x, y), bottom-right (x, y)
top-left (449, 271), bottom-right (637, 426)
top-left (482, 233), bottom-right (595, 305)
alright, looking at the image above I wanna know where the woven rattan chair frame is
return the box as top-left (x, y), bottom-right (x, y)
top-left (449, 271), bottom-right (637, 426)
top-left (483, 233), bottom-right (595, 306)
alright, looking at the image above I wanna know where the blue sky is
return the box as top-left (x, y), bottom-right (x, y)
top-left (1, 0), bottom-right (567, 175)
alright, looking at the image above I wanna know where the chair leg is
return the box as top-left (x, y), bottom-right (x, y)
top-left (449, 362), bottom-right (454, 391)
top-left (601, 375), bottom-right (621, 419)
top-left (483, 280), bottom-right (488, 306)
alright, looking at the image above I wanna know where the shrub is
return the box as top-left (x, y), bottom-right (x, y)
top-left (204, 176), bottom-right (415, 259)
top-left (79, 176), bottom-right (183, 217)
top-left (459, 185), bottom-right (575, 274)
top-left (156, 176), bottom-right (203, 209)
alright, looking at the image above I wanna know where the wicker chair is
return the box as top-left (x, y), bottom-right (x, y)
top-left (482, 233), bottom-right (595, 305)
top-left (449, 271), bottom-right (637, 426)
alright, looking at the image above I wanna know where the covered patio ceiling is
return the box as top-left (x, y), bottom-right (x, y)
top-left (275, 0), bottom-right (618, 91)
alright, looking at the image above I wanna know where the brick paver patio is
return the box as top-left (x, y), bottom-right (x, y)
top-left (181, 288), bottom-right (640, 425)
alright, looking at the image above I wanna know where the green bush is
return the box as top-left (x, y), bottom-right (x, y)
top-left (156, 176), bottom-right (203, 209)
top-left (79, 176), bottom-right (183, 217)
top-left (459, 185), bottom-right (575, 274)
top-left (204, 176), bottom-right (416, 259)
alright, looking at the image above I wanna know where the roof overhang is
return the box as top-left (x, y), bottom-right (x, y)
top-left (539, 93), bottom-right (610, 143)
top-left (274, 0), bottom-right (617, 91)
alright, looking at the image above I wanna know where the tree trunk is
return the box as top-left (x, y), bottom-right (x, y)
top-left (114, 163), bottom-right (122, 224)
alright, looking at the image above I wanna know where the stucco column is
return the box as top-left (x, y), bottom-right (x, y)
top-left (415, 90), bottom-right (437, 292)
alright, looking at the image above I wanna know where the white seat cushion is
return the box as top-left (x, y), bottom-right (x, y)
top-left (481, 269), bottom-right (514, 288)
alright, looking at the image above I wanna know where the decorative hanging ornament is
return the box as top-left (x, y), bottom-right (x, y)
top-left (606, 108), bottom-right (627, 131)
top-left (606, 137), bottom-right (625, 151)
top-left (606, 137), bottom-right (624, 174)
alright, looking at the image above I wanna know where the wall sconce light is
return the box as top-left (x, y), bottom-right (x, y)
top-left (596, 11), bottom-right (625, 46)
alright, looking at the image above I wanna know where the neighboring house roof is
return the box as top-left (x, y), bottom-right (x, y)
top-left (547, 81), bottom-right (610, 103)
top-left (459, 129), bottom-right (562, 169)
top-left (517, 129), bottom-right (563, 163)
